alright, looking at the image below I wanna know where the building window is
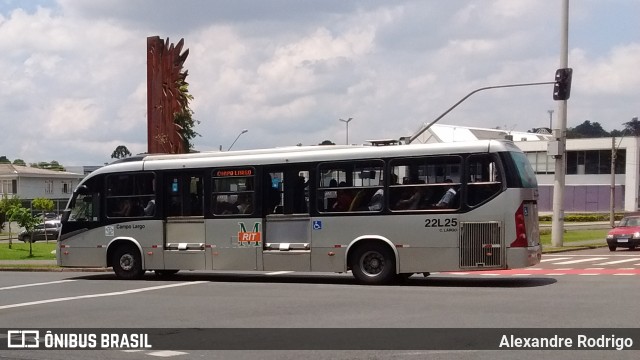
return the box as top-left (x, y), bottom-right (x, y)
top-left (62, 181), bottom-right (72, 194)
top-left (525, 151), bottom-right (555, 174)
top-left (0, 180), bottom-right (15, 194)
top-left (45, 180), bottom-right (54, 194)
top-left (566, 149), bottom-right (625, 175)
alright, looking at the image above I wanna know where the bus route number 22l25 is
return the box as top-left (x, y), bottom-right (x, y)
top-left (424, 218), bottom-right (458, 228)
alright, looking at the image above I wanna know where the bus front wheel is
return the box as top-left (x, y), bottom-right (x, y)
top-left (112, 245), bottom-right (144, 280)
top-left (351, 243), bottom-right (396, 285)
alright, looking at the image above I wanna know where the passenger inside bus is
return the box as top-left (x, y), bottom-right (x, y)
top-left (366, 174), bottom-right (398, 211)
top-left (433, 179), bottom-right (458, 208)
top-left (332, 184), bottom-right (353, 212)
top-left (394, 182), bottom-right (430, 210)
top-left (144, 199), bottom-right (156, 216)
top-left (112, 199), bottom-right (132, 217)
top-left (235, 193), bottom-right (253, 214)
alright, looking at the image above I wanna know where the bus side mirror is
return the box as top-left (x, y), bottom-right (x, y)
top-left (76, 185), bottom-right (89, 195)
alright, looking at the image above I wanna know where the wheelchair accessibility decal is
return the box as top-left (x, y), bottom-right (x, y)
top-left (312, 220), bottom-right (322, 230)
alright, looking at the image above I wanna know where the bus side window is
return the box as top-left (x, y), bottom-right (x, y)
top-left (467, 154), bottom-right (503, 207)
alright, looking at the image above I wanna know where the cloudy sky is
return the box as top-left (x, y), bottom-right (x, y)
top-left (1, 0), bottom-right (638, 167)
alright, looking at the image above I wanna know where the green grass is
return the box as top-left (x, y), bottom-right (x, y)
top-left (540, 229), bottom-right (607, 247)
top-left (0, 242), bottom-right (57, 260)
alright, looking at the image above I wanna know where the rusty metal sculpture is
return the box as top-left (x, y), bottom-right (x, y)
top-left (147, 36), bottom-right (191, 154)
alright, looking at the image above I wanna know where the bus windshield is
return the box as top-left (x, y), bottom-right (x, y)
top-left (509, 151), bottom-right (538, 188)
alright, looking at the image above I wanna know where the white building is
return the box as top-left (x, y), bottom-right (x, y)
top-left (414, 124), bottom-right (637, 213)
top-left (0, 164), bottom-right (84, 213)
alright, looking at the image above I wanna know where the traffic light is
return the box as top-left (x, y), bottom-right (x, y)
top-left (553, 68), bottom-right (573, 101)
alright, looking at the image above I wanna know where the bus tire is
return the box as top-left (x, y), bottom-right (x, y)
top-left (351, 243), bottom-right (396, 285)
top-left (112, 245), bottom-right (144, 280)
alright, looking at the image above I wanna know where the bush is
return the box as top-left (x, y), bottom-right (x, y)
top-left (539, 213), bottom-right (624, 222)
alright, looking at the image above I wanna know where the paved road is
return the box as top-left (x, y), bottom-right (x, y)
top-left (1, 255), bottom-right (639, 360)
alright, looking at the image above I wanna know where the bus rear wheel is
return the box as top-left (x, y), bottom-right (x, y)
top-left (351, 243), bottom-right (396, 285)
top-left (112, 245), bottom-right (144, 280)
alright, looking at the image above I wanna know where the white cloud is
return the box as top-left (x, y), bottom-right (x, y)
top-left (0, 0), bottom-right (638, 165)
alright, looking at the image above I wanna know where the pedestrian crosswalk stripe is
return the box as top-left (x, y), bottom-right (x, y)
top-left (593, 258), bottom-right (640, 265)
top-left (552, 257), bottom-right (607, 265)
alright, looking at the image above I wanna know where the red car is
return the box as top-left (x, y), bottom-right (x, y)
top-left (606, 216), bottom-right (640, 251)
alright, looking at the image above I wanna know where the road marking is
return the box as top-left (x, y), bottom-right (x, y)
top-left (593, 258), bottom-right (640, 265)
top-left (552, 258), bottom-right (607, 265)
top-left (540, 257), bottom-right (570, 262)
top-left (265, 271), bottom-right (294, 276)
top-left (0, 281), bottom-right (207, 310)
top-left (578, 273), bottom-right (600, 276)
top-left (0, 279), bottom-right (76, 291)
top-left (585, 268), bottom-right (605, 270)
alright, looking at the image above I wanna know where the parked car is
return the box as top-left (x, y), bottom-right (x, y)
top-left (36, 212), bottom-right (58, 220)
top-left (606, 215), bottom-right (640, 251)
top-left (18, 220), bottom-right (61, 243)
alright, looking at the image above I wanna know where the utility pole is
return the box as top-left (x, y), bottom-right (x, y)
top-left (551, 0), bottom-right (570, 248)
top-left (610, 137), bottom-right (616, 227)
top-left (339, 118), bottom-right (353, 145)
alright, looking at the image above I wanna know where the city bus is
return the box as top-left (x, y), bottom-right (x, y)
top-left (58, 140), bottom-right (541, 285)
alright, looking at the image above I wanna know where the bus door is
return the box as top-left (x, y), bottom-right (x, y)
top-left (210, 167), bottom-right (259, 271)
top-left (162, 172), bottom-right (207, 270)
top-left (262, 167), bottom-right (312, 271)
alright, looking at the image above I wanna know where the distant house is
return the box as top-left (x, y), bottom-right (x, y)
top-left (0, 164), bottom-right (85, 213)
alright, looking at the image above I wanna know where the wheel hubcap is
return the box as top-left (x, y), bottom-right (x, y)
top-left (361, 251), bottom-right (384, 276)
top-left (120, 254), bottom-right (134, 271)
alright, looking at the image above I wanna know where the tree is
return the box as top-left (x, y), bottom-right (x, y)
top-left (5, 205), bottom-right (21, 250)
top-left (12, 159), bottom-right (26, 166)
top-left (111, 145), bottom-right (133, 159)
top-left (566, 120), bottom-right (609, 139)
top-left (0, 155), bottom-right (10, 164)
top-left (0, 195), bottom-right (21, 248)
top-left (623, 117), bottom-right (640, 136)
top-left (10, 206), bottom-right (40, 256)
top-left (319, 140), bottom-right (336, 145)
top-left (174, 81), bottom-right (201, 152)
top-left (174, 108), bottom-right (201, 152)
top-left (32, 198), bottom-right (55, 243)
top-left (30, 161), bottom-right (65, 171)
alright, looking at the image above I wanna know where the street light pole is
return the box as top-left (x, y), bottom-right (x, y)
top-left (228, 129), bottom-right (248, 151)
top-left (339, 118), bottom-right (353, 145)
top-left (547, 109), bottom-right (554, 130)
